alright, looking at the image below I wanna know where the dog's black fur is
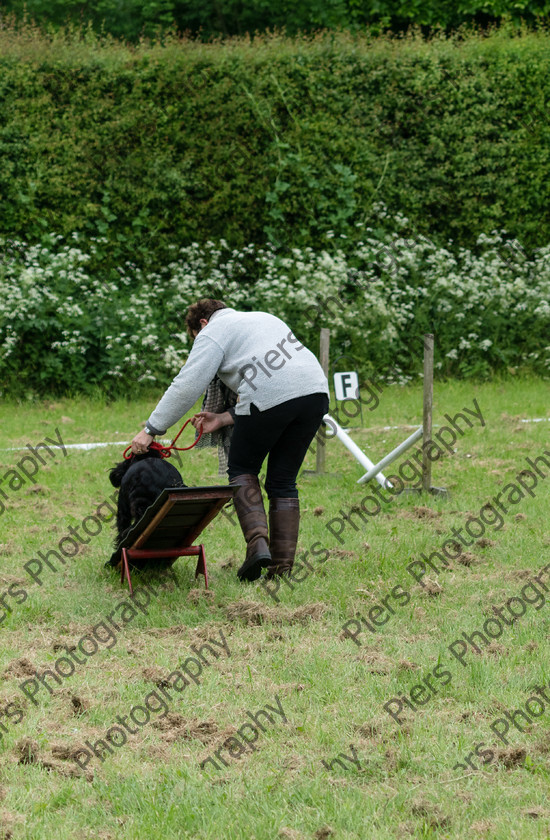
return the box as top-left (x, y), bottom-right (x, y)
top-left (107, 449), bottom-right (186, 566)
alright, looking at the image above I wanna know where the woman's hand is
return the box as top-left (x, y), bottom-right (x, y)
top-left (131, 430), bottom-right (154, 455)
top-left (191, 410), bottom-right (234, 434)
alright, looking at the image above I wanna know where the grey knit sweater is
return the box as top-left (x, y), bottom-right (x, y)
top-left (147, 308), bottom-right (329, 435)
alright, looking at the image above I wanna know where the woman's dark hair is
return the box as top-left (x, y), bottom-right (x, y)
top-left (185, 299), bottom-right (227, 338)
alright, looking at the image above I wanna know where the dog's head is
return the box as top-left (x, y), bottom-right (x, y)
top-left (109, 448), bottom-right (164, 488)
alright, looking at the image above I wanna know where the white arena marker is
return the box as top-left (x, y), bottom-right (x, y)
top-left (323, 414), bottom-right (392, 489)
top-left (333, 371), bottom-right (359, 401)
top-left (357, 426), bottom-right (423, 485)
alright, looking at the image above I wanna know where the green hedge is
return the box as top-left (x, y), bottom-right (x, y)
top-left (0, 27), bottom-right (550, 266)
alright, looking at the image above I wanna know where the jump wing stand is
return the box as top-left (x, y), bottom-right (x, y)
top-left (322, 334), bottom-right (446, 495)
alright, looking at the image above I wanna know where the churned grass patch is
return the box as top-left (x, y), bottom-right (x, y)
top-left (0, 377), bottom-right (549, 839)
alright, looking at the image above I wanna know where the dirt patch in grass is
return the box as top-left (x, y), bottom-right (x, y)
top-left (413, 506), bottom-right (442, 520)
top-left (278, 829), bottom-right (303, 840)
top-left (223, 600), bottom-right (325, 626)
top-left (470, 819), bottom-right (495, 833)
top-left (152, 714), bottom-right (220, 744)
top-left (314, 827), bottom-right (335, 840)
top-left (191, 623), bottom-right (235, 642)
top-left (220, 558), bottom-right (236, 569)
top-left (142, 666), bottom-right (172, 686)
top-left (419, 579), bottom-right (443, 596)
top-left (354, 719), bottom-right (412, 741)
top-left (476, 538), bottom-right (496, 548)
top-left (0, 573), bottom-right (25, 586)
top-left (456, 552), bottom-right (479, 566)
top-left (533, 733), bottom-right (550, 754)
top-left (50, 742), bottom-right (86, 761)
top-left (188, 589), bottom-right (215, 604)
top-left (353, 651), bottom-right (417, 675)
top-left (523, 806), bottom-right (550, 819)
top-left (394, 506), bottom-right (443, 521)
top-left (15, 737), bottom-right (92, 780)
top-left (145, 621), bottom-right (235, 644)
top-left (355, 722), bottom-right (378, 738)
top-left (52, 639), bottom-right (78, 653)
top-left (354, 651), bottom-right (395, 674)
top-left (398, 659), bottom-right (420, 671)
top-left (36, 756), bottom-right (91, 780)
top-left (507, 569), bottom-right (534, 580)
top-left (484, 642), bottom-right (507, 658)
top-left (495, 747), bottom-right (526, 768)
top-left (0, 809), bottom-right (23, 839)
top-left (146, 626), bottom-right (190, 638)
top-left (2, 658), bottom-right (36, 679)
top-left (410, 799), bottom-right (450, 828)
top-left (69, 694), bottom-right (90, 715)
top-left (16, 737), bottom-right (39, 765)
top-left (24, 484), bottom-right (48, 496)
top-left (272, 683), bottom-right (306, 696)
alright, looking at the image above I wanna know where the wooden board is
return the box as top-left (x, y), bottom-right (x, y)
top-left (107, 484), bottom-right (237, 569)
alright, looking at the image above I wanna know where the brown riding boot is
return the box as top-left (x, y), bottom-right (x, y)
top-left (230, 475), bottom-right (272, 582)
top-left (267, 497), bottom-right (300, 577)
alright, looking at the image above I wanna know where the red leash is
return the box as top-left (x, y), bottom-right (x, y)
top-left (123, 418), bottom-right (203, 460)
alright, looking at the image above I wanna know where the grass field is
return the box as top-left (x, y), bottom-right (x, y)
top-left (1, 378), bottom-right (549, 840)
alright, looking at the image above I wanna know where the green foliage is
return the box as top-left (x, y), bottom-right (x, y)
top-left (2, 0), bottom-right (550, 39)
top-left (1, 216), bottom-right (549, 397)
top-left (0, 27), bottom-right (550, 267)
top-left (3, 0), bottom-right (176, 41)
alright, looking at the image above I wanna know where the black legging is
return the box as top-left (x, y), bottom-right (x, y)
top-left (227, 393), bottom-right (329, 498)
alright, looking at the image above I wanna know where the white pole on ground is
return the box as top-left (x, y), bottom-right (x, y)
top-left (422, 334), bottom-right (434, 493)
top-left (324, 414), bottom-right (392, 489)
top-left (356, 425), bottom-right (423, 485)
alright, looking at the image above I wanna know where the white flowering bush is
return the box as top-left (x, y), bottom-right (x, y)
top-left (1, 210), bottom-right (549, 396)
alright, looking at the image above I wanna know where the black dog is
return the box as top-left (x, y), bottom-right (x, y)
top-left (106, 449), bottom-right (186, 566)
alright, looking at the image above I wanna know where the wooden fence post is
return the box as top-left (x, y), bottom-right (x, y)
top-left (422, 333), bottom-right (434, 493)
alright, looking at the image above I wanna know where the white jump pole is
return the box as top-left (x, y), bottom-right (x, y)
top-left (323, 414), bottom-right (392, 489)
top-left (357, 425), bottom-right (423, 485)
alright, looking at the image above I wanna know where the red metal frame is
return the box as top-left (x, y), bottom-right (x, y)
top-left (120, 544), bottom-right (208, 596)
